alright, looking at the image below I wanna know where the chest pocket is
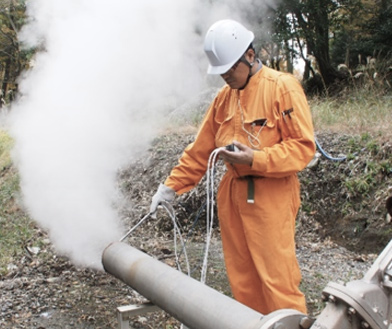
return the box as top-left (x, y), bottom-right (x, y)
top-left (281, 108), bottom-right (303, 139)
top-left (242, 118), bottom-right (278, 149)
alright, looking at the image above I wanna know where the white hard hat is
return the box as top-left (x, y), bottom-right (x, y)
top-left (204, 19), bottom-right (255, 75)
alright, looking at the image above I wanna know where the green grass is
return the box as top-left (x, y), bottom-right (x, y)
top-left (0, 130), bottom-right (37, 276)
top-left (0, 130), bottom-right (13, 170)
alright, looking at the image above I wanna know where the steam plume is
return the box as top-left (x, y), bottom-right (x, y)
top-left (8, 0), bottom-right (278, 268)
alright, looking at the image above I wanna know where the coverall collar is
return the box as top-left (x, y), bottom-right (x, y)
top-left (239, 58), bottom-right (263, 90)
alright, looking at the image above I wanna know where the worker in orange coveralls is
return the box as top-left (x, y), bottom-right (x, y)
top-left (150, 19), bottom-right (316, 315)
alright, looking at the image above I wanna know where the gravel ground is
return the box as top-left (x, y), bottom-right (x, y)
top-left (0, 225), bottom-right (379, 329)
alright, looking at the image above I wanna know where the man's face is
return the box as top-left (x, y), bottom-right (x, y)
top-left (220, 50), bottom-right (254, 89)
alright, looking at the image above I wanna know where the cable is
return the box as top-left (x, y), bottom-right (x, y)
top-left (200, 146), bottom-right (225, 283)
top-left (120, 146), bottom-right (225, 284)
top-left (160, 201), bottom-right (191, 276)
top-left (315, 136), bottom-right (347, 162)
top-left (120, 212), bottom-right (153, 242)
top-left (120, 204), bottom-right (191, 276)
top-left (175, 200), bottom-right (206, 276)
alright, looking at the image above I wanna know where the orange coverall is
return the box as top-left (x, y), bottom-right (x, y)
top-left (164, 65), bottom-right (315, 314)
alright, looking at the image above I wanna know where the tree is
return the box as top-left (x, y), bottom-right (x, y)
top-left (275, 0), bottom-right (348, 91)
top-left (358, 0), bottom-right (392, 57)
top-left (0, 0), bottom-right (32, 106)
top-left (271, 0), bottom-right (391, 93)
top-left (328, 0), bottom-right (392, 90)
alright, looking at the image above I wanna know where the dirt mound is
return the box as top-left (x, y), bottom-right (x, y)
top-left (300, 132), bottom-right (392, 253)
top-left (120, 130), bottom-right (392, 254)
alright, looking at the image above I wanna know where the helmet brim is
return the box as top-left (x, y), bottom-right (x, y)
top-left (207, 62), bottom-right (236, 75)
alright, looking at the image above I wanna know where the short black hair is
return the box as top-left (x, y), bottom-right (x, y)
top-left (246, 43), bottom-right (255, 52)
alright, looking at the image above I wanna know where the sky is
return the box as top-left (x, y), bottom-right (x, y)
top-left (7, 0), bottom-right (279, 269)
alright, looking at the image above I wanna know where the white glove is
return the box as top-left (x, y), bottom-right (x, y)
top-left (150, 183), bottom-right (175, 217)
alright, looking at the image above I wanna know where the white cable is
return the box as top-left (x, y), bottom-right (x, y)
top-left (160, 201), bottom-right (191, 276)
top-left (120, 212), bottom-right (152, 242)
top-left (120, 203), bottom-right (191, 276)
top-left (121, 146), bottom-right (225, 285)
top-left (200, 147), bottom-right (225, 283)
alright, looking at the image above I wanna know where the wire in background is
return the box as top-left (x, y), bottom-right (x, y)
top-left (315, 137), bottom-right (347, 162)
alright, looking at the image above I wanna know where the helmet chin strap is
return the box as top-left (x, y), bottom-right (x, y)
top-left (238, 58), bottom-right (261, 90)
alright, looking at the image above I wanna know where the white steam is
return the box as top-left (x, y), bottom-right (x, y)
top-left (8, 0), bottom-right (277, 269)
top-left (10, 0), bottom-right (205, 269)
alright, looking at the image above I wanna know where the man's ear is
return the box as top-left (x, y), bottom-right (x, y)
top-left (245, 48), bottom-right (255, 63)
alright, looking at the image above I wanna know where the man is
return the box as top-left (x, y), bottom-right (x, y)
top-left (150, 19), bottom-right (315, 315)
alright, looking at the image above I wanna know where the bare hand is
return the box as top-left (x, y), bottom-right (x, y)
top-left (220, 141), bottom-right (254, 166)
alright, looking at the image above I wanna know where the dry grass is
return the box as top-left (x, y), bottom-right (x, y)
top-left (310, 93), bottom-right (392, 139)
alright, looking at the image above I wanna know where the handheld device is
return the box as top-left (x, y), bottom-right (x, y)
top-left (225, 144), bottom-right (240, 152)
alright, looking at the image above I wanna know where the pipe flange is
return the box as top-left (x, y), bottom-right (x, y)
top-left (257, 309), bottom-right (314, 329)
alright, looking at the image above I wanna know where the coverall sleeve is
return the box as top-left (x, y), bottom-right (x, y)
top-left (164, 97), bottom-right (221, 194)
top-left (251, 76), bottom-right (316, 178)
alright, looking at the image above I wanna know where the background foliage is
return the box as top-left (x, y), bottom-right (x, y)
top-left (267, 0), bottom-right (392, 94)
top-left (0, 0), bottom-right (391, 104)
top-left (0, 0), bottom-right (33, 106)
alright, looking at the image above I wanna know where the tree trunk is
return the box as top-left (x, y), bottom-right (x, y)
top-left (289, 0), bottom-right (341, 88)
top-left (1, 58), bottom-right (12, 107)
top-left (285, 39), bottom-right (294, 74)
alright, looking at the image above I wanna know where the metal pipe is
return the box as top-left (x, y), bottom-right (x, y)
top-left (102, 242), bottom-right (307, 329)
top-left (102, 241), bottom-right (264, 329)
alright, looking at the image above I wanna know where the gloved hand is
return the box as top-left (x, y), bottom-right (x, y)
top-left (150, 183), bottom-right (175, 218)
